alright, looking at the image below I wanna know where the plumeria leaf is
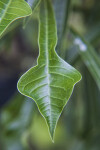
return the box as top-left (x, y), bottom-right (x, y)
top-left (17, 0), bottom-right (81, 141)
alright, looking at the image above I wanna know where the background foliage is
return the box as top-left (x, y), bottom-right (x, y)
top-left (0, 0), bottom-right (100, 150)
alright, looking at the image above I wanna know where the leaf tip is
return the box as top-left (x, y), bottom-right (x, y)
top-left (47, 121), bottom-right (57, 143)
top-left (49, 129), bottom-right (55, 143)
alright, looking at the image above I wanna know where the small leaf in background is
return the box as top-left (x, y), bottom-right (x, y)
top-left (0, 0), bottom-right (32, 37)
top-left (17, 0), bottom-right (81, 141)
top-left (1, 93), bottom-right (34, 150)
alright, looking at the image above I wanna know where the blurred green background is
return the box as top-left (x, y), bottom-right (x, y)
top-left (0, 0), bottom-right (100, 150)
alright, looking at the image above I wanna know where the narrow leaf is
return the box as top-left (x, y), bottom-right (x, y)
top-left (53, 0), bottom-right (70, 50)
top-left (31, 0), bottom-right (40, 10)
top-left (17, 0), bottom-right (81, 141)
top-left (0, 0), bottom-right (32, 37)
top-left (85, 23), bottom-right (100, 43)
top-left (71, 28), bottom-right (100, 89)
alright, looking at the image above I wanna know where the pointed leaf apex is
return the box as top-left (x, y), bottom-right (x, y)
top-left (49, 127), bottom-right (55, 142)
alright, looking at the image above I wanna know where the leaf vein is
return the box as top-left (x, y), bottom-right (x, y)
top-left (50, 72), bottom-right (74, 81)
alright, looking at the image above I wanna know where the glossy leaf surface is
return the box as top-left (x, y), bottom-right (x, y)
top-left (17, 0), bottom-right (81, 141)
top-left (0, 0), bottom-right (32, 37)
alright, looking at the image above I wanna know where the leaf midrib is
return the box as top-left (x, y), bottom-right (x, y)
top-left (45, 1), bottom-right (52, 128)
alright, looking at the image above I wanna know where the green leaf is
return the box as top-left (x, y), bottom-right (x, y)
top-left (23, 0), bottom-right (41, 29)
top-left (85, 23), bottom-right (100, 43)
top-left (1, 94), bottom-right (34, 150)
top-left (31, 0), bottom-right (41, 10)
top-left (53, 0), bottom-right (70, 50)
top-left (70, 28), bottom-right (100, 89)
top-left (17, 0), bottom-right (81, 141)
top-left (0, 0), bottom-right (32, 37)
